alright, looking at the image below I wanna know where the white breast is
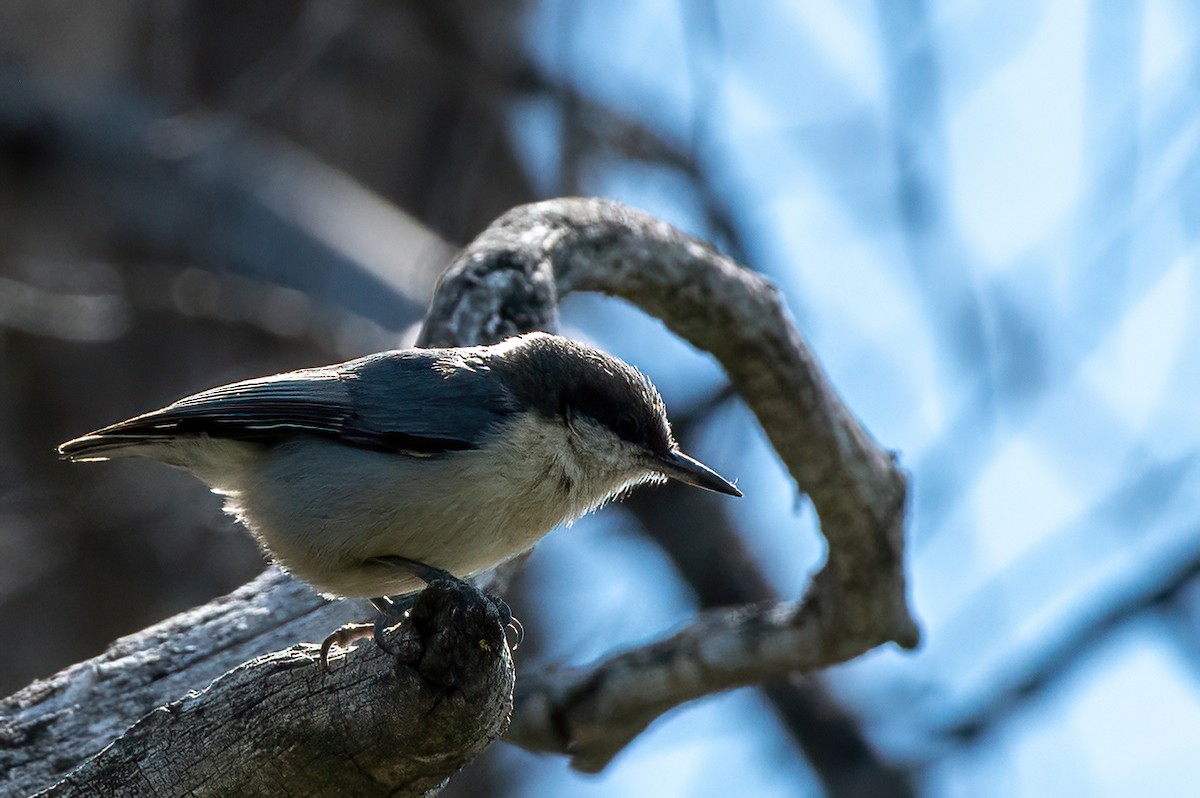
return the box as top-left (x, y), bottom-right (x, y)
top-left (214, 414), bottom-right (648, 598)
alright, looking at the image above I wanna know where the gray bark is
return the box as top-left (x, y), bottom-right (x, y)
top-left (3, 571), bottom-right (514, 798)
top-left (39, 578), bottom-right (512, 798)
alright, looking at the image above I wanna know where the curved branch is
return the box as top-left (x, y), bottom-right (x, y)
top-left (426, 199), bottom-right (910, 560)
top-left (422, 198), bottom-right (918, 769)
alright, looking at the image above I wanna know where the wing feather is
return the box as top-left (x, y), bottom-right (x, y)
top-left (59, 349), bottom-right (516, 459)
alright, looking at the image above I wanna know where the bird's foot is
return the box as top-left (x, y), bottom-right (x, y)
top-left (319, 556), bottom-right (525, 670)
top-left (318, 595), bottom-right (419, 671)
top-left (375, 557), bottom-right (525, 651)
top-left (318, 622), bottom-right (376, 672)
top-left (368, 594), bottom-right (418, 655)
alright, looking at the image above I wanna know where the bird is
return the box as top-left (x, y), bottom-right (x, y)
top-left (59, 331), bottom-right (741, 661)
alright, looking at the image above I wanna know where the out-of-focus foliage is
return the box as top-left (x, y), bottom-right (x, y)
top-left (2, 2), bottom-right (1197, 797)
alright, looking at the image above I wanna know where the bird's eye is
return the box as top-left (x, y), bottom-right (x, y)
top-left (613, 411), bottom-right (640, 441)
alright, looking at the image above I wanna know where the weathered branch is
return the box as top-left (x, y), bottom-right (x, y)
top-left (1, 571), bottom-right (513, 797)
top-left (39, 578), bottom-right (512, 797)
top-left (3, 197), bottom-right (917, 792)
top-left (421, 197), bottom-right (918, 769)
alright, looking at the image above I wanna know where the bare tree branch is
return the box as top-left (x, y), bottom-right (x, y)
top-left (38, 579), bottom-right (512, 798)
top-left (1, 571), bottom-right (512, 797)
top-left (422, 197), bottom-right (919, 770)
top-left (2, 570), bottom-right (327, 793)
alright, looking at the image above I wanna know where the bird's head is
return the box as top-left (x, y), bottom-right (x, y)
top-left (489, 332), bottom-right (741, 498)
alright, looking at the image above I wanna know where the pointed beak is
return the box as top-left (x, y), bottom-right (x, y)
top-left (653, 450), bottom-right (742, 497)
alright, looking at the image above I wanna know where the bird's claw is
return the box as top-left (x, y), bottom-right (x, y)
top-left (487, 593), bottom-right (524, 651)
top-left (504, 615), bottom-right (525, 651)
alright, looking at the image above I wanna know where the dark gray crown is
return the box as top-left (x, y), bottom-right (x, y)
top-left (489, 333), bottom-right (674, 455)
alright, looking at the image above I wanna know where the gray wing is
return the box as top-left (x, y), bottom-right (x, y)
top-left (60, 349), bottom-right (517, 459)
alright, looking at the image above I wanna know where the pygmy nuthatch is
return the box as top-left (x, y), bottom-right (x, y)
top-left (60, 332), bottom-right (740, 648)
